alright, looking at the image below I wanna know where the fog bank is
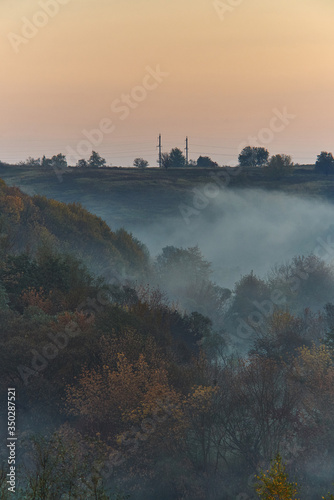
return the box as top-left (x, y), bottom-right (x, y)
top-left (125, 188), bottom-right (334, 288)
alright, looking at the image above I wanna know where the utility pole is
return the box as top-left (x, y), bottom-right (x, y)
top-left (185, 136), bottom-right (189, 165)
top-left (157, 134), bottom-right (162, 168)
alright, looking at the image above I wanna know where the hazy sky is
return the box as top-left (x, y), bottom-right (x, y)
top-left (1, 0), bottom-right (334, 166)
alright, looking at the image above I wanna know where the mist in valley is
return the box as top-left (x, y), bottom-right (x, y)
top-left (2, 176), bottom-right (334, 499)
top-left (3, 0), bottom-right (334, 495)
top-left (108, 187), bottom-right (334, 289)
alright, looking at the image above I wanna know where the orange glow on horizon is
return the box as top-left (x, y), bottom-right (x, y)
top-left (1, 0), bottom-right (334, 165)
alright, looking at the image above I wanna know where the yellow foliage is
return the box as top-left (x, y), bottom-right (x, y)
top-left (186, 385), bottom-right (218, 413)
top-left (269, 310), bottom-right (296, 334)
top-left (65, 352), bottom-right (179, 436)
top-left (255, 454), bottom-right (299, 499)
top-left (294, 343), bottom-right (334, 392)
top-left (3, 195), bottom-right (24, 224)
top-left (292, 343), bottom-right (334, 427)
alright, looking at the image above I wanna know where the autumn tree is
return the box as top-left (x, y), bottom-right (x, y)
top-left (251, 310), bottom-right (314, 363)
top-left (255, 453), bottom-right (299, 499)
top-left (65, 347), bottom-right (182, 438)
top-left (292, 343), bottom-right (334, 422)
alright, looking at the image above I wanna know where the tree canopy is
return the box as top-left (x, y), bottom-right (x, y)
top-left (133, 157), bottom-right (149, 169)
top-left (196, 156), bottom-right (218, 168)
top-left (238, 146), bottom-right (269, 167)
top-left (266, 154), bottom-right (294, 179)
top-left (160, 148), bottom-right (186, 168)
top-left (315, 151), bottom-right (334, 175)
top-left (88, 151), bottom-right (106, 168)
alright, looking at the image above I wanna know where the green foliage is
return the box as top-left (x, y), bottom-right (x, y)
top-left (114, 228), bottom-right (150, 277)
top-left (229, 271), bottom-right (270, 317)
top-left (108, 284), bottom-right (139, 307)
top-left (41, 155), bottom-right (52, 168)
top-left (29, 192), bottom-right (149, 279)
top-left (76, 158), bottom-right (88, 168)
top-left (266, 154), bottom-right (294, 179)
top-left (0, 281), bottom-right (9, 310)
top-left (89, 150), bottom-right (106, 168)
top-left (268, 255), bottom-right (334, 313)
top-left (239, 146), bottom-right (269, 167)
top-left (3, 171), bottom-right (334, 498)
top-left (196, 156), bottom-right (218, 167)
top-left (154, 245), bottom-right (231, 325)
top-left (20, 156), bottom-right (41, 167)
top-left (51, 153), bottom-right (67, 171)
top-left (0, 250), bottom-right (97, 312)
top-left (133, 157), bottom-right (149, 168)
top-left (160, 148), bottom-right (186, 168)
top-left (315, 151), bottom-right (334, 175)
top-left (323, 303), bottom-right (334, 352)
top-left (18, 432), bottom-right (128, 499)
top-left (169, 148), bottom-right (186, 168)
top-left (156, 245), bottom-right (211, 285)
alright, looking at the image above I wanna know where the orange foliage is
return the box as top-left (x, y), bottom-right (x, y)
top-left (21, 287), bottom-right (53, 314)
top-left (292, 343), bottom-right (334, 421)
top-left (65, 352), bottom-right (179, 435)
top-left (56, 310), bottom-right (93, 333)
top-left (3, 195), bottom-right (24, 224)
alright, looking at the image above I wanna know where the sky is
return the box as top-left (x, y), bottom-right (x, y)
top-left (1, 0), bottom-right (334, 166)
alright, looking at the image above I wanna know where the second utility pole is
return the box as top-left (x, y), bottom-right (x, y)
top-left (158, 134), bottom-right (162, 168)
top-left (185, 136), bottom-right (189, 165)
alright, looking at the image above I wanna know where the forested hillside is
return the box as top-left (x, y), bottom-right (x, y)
top-left (1, 178), bottom-right (334, 498)
top-left (2, 164), bottom-right (334, 230)
top-left (0, 178), bottom-right (149, 281)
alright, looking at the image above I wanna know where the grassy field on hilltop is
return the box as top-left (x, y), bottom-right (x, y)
top-left (1, 163), bottom-right (334, 228)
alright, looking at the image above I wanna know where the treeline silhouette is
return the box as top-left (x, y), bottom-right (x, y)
top-left (2, 147), bottom-right (334, 173)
